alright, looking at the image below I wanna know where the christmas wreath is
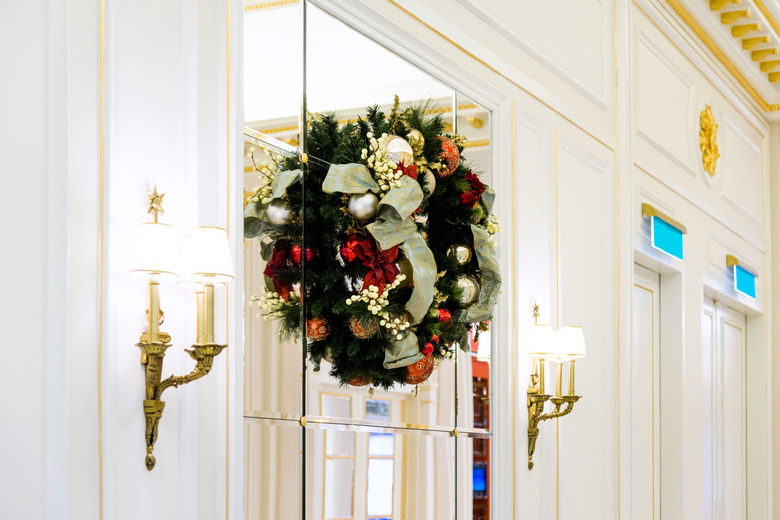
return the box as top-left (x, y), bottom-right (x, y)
top-left (245, 98), bottom-right (501, 389)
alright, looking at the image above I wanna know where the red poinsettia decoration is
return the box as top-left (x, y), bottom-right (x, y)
top-left (263, 244), bottom-right (293, 301)
top-left (352, 235), bottom-right (400, 295)
top-left (459, 171), bottom-right (486, 208)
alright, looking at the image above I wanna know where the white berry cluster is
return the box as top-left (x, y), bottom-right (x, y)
top-left (361, 132), bottom-right (400, 197)
top-left (345, 275), bottom-right (406, 314)
top-left (251, 290), bottom-right (285, 320)
top-left (247, 146), bottom-right (285, 204)
top-left (379, 311), bottom-right (411, 341)
top-left (485, 214), bottom-right (500, 236)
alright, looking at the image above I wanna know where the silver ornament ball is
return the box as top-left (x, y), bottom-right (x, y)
top-left (422, 168), bottom-right (436, 198)
top-left (267, 199), bottom-right (293, 225)
top-left (456, 275), bottom-right (481, 308)
top-left (344, 275), bottom-right (364, 293)
top-left (383, 135), bottom-right (414, 167)
top-left (447, 244), bottom-right (472, 266)
top-left (348, 192), bottom-right (379, 222)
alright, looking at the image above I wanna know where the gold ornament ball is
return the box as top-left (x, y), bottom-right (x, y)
top-left (395, 254), bottom-right (414, 288)
top-left (267, 198), bottom-right (293, 225)
top-left (447, 244), bottom-right (472, 266)
top-left (406, 129), bottom-right (425, 149)
top-left (348, 192), bottom-right (379, 222)
top-left (456, 274), bottom-right (481, 308)
top-left (383, 135), bottom-right (414, 167)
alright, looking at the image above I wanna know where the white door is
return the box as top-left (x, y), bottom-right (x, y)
top-left (631, 265), bottom-right (661, 520)
top-left (703, 298), bottom-right (747, 520)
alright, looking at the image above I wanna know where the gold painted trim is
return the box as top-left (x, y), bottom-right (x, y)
top-left (98, 0), bottom-right (105, 517)
top-left (641, 203), bottom-right (688, 233)
top-left (663, 0), bottom-right (780, 111)
top-left (511, 100), bottom-right (517, 520)
top-left (462, 139), bottom-right (490, 148)
top-left (754, 0), bottom-right (780, 38)
top-left (244, 0), bottom-right (298, 12)
top-left (225, 0), bottom-right (231, 517)
top-left (381, 0), bottom-right (615, 152)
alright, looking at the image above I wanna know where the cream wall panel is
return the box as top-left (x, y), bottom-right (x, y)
top-left (719, 115), bottom-right (763, 227)
top-left (635, 32), bottom-right (696, 175)
top-left (556, 133), bottom-right (617, 520)
top-left (457, 0), bottom-right (609, 108)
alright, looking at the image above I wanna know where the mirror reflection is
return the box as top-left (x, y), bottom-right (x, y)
top-left (243, 3), bottom-right (495, 519)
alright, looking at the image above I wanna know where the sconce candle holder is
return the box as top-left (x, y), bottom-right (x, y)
top-left (526, 303), bottom-right (586, 470)
top-left (131, 187), bottom-right (233, 470)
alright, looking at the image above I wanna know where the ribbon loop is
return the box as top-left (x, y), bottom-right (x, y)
top-left (322, 163), bottom-right (380, 194)
top-left (455, 224), bottom-right (501, 323)
top-left (383, 332), bottom-right (424, 369)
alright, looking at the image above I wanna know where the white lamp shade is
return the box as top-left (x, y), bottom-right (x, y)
top-left (179, 226), bottom-right (234, 284)
top-left (557, 326), bottom-right (587, 359)
top-left (476, 330), bottom-right (491, 363)
top-left (526, 324), bottom-right (556, 358)
top-left (130, 223), bottom-right (179, 279)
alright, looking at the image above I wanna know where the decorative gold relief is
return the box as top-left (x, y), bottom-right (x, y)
top-left (769, 71), bottom-right (780, 82)
top-left (760, 60), bottom-right (780, 71)
top-left (731, 23), bottom-right (758, 37)
top-left (699, 106), bottom-right (720, 177)
top-left (752, 48), bottom-right (777, 61)
top-left (721, 10), bottom-right (749, 24)
top-left (742, 36), bottom-right (768, 49)
top-left (710, 0), bottom-right (740, 10)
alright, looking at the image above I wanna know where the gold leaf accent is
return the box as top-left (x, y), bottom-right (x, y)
top-left (699, 106), bottom-right (720, 177)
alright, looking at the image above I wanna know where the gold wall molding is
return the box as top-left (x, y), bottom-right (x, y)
top-left (245, 0), bottom-right (298, 12)
top-left (699, 105), bottom-right (720, 176)
top-left (662, 0), bottom-right (780, 111)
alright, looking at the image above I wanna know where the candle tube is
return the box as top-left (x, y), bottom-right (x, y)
top-left (569, 359), bottom-right (576, 396)
top-left (555, 360), bottom-right (563, 398)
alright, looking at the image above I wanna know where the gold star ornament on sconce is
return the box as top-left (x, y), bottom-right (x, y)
top-left (699, 105), bottom-right (719, 177)
top-left (147, 185), bottom-right (165, 223)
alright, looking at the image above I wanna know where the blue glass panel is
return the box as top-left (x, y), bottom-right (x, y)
top-left (734, 265), bottom-right (756, 299)
top-left (651, 216), bottom-right (683, 260)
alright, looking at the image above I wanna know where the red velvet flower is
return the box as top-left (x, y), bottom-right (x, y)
top-left (263, 244), bottom-right (293, 301)
top-left (459, 171), bottom-right (486, 208)
top-left (353, 235), bottom-right (399, 295)
top-left (396, 161), bottom-right (418, 180)
top-left (340, 235), bottom-right (363, 263)
top-left (431, 334), bottom-right (439, 343)
top-left (423, 342), bottom-right (434, 355)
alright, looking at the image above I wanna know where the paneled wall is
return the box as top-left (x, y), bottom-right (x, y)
top-left (2, 0), bottom-right (775, 519)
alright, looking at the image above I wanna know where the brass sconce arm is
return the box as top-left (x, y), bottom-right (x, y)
top-left (156, 344), bottom-right (227, 397)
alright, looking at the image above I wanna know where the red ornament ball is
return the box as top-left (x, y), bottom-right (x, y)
top-left (348, 376), bottom-right (372, 387)
top-left (290, 243), bottom-right (316, 266)
top-left (306, 317), bottom-right (330, 341)
top-left (438, 308), bottom-right (452, 322)
top-left (423, 342), bottom-right (434, 355)
top-left (349, 316), bottom-right (378, 339)
top-left (404, 353), bottom-right (435, 385)
top-left (434, 136), bottom-right (460, 178)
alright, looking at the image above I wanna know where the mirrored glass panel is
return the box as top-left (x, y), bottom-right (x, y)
top-left (244, 419), bottom-right (302, 520)
top-left (308, 426), bottom-right (456, 520)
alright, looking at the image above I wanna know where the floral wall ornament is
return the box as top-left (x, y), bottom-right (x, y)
top-left (699, 105), bottom-right (719, 177)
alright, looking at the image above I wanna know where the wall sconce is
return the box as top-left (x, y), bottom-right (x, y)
top-left (130, 187), bottom-right (233, 470)
top-left (526, 303), bottom-right (586, 470)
